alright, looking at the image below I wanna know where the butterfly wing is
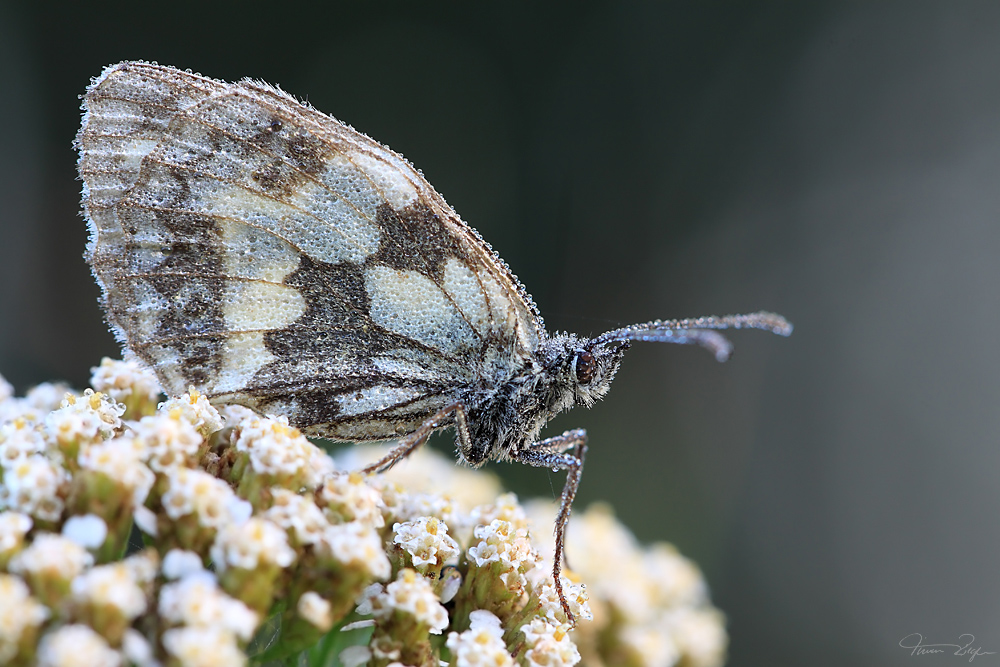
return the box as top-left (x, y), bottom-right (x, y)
top-left (78, 61), bottom-right (544, 440)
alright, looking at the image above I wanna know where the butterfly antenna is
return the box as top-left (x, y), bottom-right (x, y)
top-left (593, 311), bottom-right (792, 362)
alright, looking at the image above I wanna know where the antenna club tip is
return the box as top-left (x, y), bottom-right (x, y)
top-left (772, 318), bottom-right (794, 337)
top-left (745, 311), bottom-right (793, 337)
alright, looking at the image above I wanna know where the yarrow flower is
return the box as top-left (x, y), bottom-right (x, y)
top-left (90, 357), bottom-right (161, 417)
top-left (468, 520), bottom-right (536, 579)
top-left (460, 518), bottom-right (539, 623)
top-left (23, 383), bottom-right (75, 413)
top-left (77, 438), bottom-right (155, 507)
top-left (297, 591), bottom-right (333, 631)
top-left (361, 569), bottom-right (450, 667)
top-left (336, 443), bottom-right (504, 510)
top-left (211, 517), bottom-right (295, 574)
top-left (447, 610), bottom-right (513, 667)
top-left (378, 480), bottom-right (464, 531)
top-left (521, 617), bottom-right (582, 667)
top-left (9, 533), bottom-right (93, 607)
top-left (393, 516), bottom-right (461, 571)
top-left (0, 359), bottom-right (728, 666)
top-left (262, 487), bottom-right (329, 546)
top-left (161, 467), bottom-right (251, 528)
top-left (210, 517), bottom-right (296, 616)
top-left (70, 560), bottom-right (148, 643)
top-left (36, 624), bottom-right (121, 667)
top-left (162, 625), bottom-right (248, 667)
top-left (0, 455), bottom-right (68, 523)
top-left (45, 389), bottom-right (124, 450)
top-left (234, 415), bottom-right (334, 491)
top-left (158, 570), bottom-right (258, 640)
top-left (0, 382), bottom-right (73, 426)
top-left (316, 520), bottom-right (391, 580)
top-left (131, 409), bottom-right (203, 472)
top-left (0, 418), bottom-right (47, 469)
top-left (368, 568), bottom-right (449, 633)
top-left (317, 471), bottom-right (385, 528)
top-left (0, 574), bottom-right (50, 664)
top-left (70, 562), bottom-right (144, 617)
top-left (471, 491), bottom-right (530, 530)
top-left (159, 388), bottom-right (224, 437)
top-left (533, 574), bottom-right (593, 626)
top-left (526, 502), bottom-right (727, 667)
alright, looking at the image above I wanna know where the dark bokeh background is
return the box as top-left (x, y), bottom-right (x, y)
top-left (3, 2), bottom-right (1000, 664)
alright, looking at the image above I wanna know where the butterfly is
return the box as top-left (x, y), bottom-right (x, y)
top-left (76, 61), bottom-right (791, 623)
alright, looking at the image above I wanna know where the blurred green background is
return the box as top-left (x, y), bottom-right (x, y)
top-left (3, 2), bottom-right (1000, 665)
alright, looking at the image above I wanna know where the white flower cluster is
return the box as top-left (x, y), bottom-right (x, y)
top-left (446, 610), bottom-right (513, 667)
top-left (522, 617), bottom-right (582, 667)
top-left (161, 626), bottom-right (248, 667)
top-left (317, 471), bottom-right (385, 527)
top-left (344, 444), bottom-right (727, 667)
top-left (78, 438), bottom-right (155, 507)
top-left (531, 573), bottom-right (593, 626)
top-left (0, 453), bottom-right (68, 522)
top-left (71, 560), bottom-right (149, 621)
top-left (0, 382), bottom-right (72, 424)
top-left (161, 467), bottom-right (251, 529)
top-left (45, 389), bottom-right (124, 447)
top-left (467, 519), bottom-right (537, 591)
top-left (9, 533), bottom-right (93, 584)
top-left (526, 502), bottom-right (728, 667)
top-left (155, 554), bottom-right (258, 666)
top-left (0, 574), bottom-right (50, 663)
top-left (131, 410), bottom-right (204, 472)
top-left (360, 568), bottom-right (450, 634)
top-left (337, 444), bottom-right (498, 538)
top-left (393, 516), bottom-right (461, 569)
top-left (297, 591), bottom-right (334, 631)
top-left (5, 548), bottom-right (160, 666)
top-left (0, 417), bottom-right (46, 467)
top-left (0, 389), bottom-right (130, 526)
top-left (159, 389), bottom-right (224, 436)
top-left (159, 570), bottom-right (258, 638)
top-left (36, 624), bottom-right (122, 667)
top-left (90, 357), bottom-right (161, 406)
top-left (210, 517), bottom-right (296, 573)
top-left (262, 487), bottom-right (329, 546)
top-left (0, 366), bottom-right (728, 666)
top-left (315, 520), bottom-right (391, 580)
top-left (471, 491), bottom-right (529, 528)
top-left (379, 480), bottom-right (465, 533)
top-left (234, 415), bottom-right (334, 489)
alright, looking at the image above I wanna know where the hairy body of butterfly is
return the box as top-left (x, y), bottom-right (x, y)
top-left (77, 61), bottom-right (791, 623)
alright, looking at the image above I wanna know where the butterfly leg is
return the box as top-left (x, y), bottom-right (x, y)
top-left (511, 428), bottom-right (588, 625)
top-left (359, 401), bottom-right (467, 475)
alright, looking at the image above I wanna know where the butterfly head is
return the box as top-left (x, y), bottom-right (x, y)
top-left (549, 311), bottom-right (794, 410)
top-left (538, 334), bottom-right (630, 411)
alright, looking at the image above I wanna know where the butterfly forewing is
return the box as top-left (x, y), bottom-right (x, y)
top-left (78, 62), bottom-right (543, 440)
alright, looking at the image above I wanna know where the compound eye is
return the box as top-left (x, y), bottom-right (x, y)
top-left (575, 350), bottom-right (596, 384)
